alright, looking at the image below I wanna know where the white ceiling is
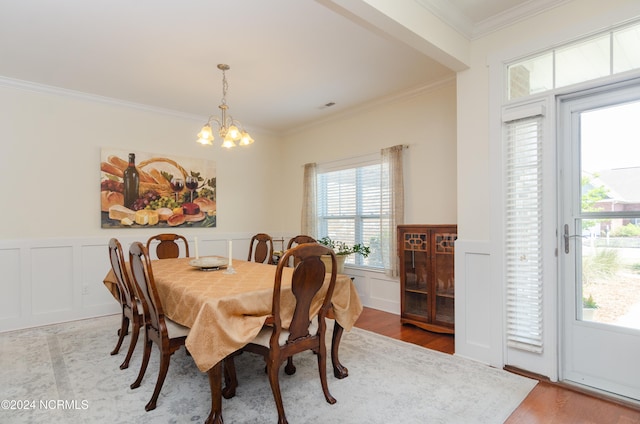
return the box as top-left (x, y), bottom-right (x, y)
top-left (0, 0), bottom-right (564, 134)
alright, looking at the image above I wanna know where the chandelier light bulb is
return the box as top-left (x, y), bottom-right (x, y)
top-left (197, 124), bottom-right (214, 145)
top-left (227, 125), bottom-right (241, 141)
top-left (221, 132), bottom-right (236, 149)
top-left (197, 64), bottom-right (255, 149)
top-left (239, 131), bottom-right (254, 146)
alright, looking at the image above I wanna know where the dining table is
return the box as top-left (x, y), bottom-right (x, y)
top-left (103, 256), bottom-right (363, 423)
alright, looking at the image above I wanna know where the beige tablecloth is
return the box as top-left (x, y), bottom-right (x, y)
top-left (103, 257), bottom-right (362, 372)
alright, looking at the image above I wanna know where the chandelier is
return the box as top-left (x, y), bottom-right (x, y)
top-left (196, 64), bottom-right (254, 148)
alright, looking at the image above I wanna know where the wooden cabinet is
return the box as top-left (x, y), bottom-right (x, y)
top-left (398, 225), bottom-right (457, 334)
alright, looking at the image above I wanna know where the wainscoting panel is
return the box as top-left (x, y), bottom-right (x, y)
top-left (0, 247), bottom-right (21, 320)
top-left (0, 235), bottom-right (401, 333)
top-left (0, 238), bottom-right (126, 332)
top-left (346, 268), bottom-right (400, 315)
top-left (368, 274), bottom-right (400, 313)
top-left (81, 242), bottom-right (117, 310)
top-left (454, 239), bottom-right (502, 367)
top-left (5, 233), bottom-right (383, 333)
top-left (31, 245), bottom-right (74, 315)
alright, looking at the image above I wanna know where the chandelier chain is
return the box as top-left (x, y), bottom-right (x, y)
top-left (220, 68), bottom-right (228, 108)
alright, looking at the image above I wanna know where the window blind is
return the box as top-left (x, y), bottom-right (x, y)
top-left (504, 115), bottom-right (544, 353)
top-left (317, 162), bottom-right (383, 268)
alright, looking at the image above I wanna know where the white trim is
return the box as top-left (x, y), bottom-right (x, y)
top-left (285, 75), bottom-right (456, 136)
top-left (0, 75), bottom-right (206, 122)
top-left (415, 0), bottom-right (570, 40)
top-left (472, 0), bottom-right (570, 39)
top-left (502, 105), bottom-right (546, 122)
top-left (316, 152), bottom-right (380, 173)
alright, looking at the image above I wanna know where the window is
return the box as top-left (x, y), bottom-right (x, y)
top-left (507, 20), bottom-right (640, 100)
top-left (316, 155), bottom-right (383, 268)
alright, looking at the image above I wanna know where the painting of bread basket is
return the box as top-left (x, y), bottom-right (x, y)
top-left (101, 148), bottom-right (216, 228)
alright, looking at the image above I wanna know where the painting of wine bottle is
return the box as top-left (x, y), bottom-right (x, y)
top-left (100, 148), bottom-right (216, 228)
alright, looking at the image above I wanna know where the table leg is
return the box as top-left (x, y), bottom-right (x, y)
top-left (331, 320), bottom-right (349, 379)
top-left (205, 362), bottom-right (223, 424)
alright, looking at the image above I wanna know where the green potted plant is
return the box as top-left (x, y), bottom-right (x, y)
top-left (582, 294), bottom-right (598, 321)
top-left (317, 236), bottom-right (370, 273)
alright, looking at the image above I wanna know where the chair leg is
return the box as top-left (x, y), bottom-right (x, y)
top-left (111, 314), bottom-right (128, 356)
top-left (267, 359), bottom-right (288, 424)
top-left (284, 356), bottom-right (296, 375)
top-left (317, 343), bottom-right (336, 405)
top-left (145, 351), bottom-right (172, 411)
top-left (119, 319), bottom-right (140, 370)
top-left (131, 338), bottom-right (152, 390)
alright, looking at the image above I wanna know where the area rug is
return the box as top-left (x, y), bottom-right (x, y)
top-left (0, 315), bottom-right (536, 423)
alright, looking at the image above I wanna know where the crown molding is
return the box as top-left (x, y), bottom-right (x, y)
top-left (472, 0), bottom-right (571, 38)
top-left (414, 0), bottom-right (570, 40)
top-left (414, 0), bottom-right (475, 39)
top-left (285, 74), bottom-right (456, 136)
top-left (0, 75), bottom-right (206, 122)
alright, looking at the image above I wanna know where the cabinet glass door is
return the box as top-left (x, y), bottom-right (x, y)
top-left (402, 232), bottom-right (429, 319)
top-left (433, 231), bottom-right (456, 325)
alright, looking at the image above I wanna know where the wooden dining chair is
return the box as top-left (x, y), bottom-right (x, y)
top-left (286, 235), bottom-right (316, 249)
top-left (128, 241), bottom-right (190, 412)
top-left (146, 233), bottom-right (190, 259)
top-left (108, 238), bottom-right (143, 370)
top-left (225, 243), bottom-right (338, 424)
top-left (247, 233), bottom-right (275, 264)
top-left (285, 235), bottom-right (317, 267)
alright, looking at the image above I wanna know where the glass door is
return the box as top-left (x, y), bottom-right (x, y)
top-left (433, 230), bottom-right (456, 327)
top-left (559, 81), bottom-right (640, 402)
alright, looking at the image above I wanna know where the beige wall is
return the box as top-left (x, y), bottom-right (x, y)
top-left (0, 83), bottom-right (282, 239)
top-left (278, 78), bottom-right (458, 234)
top-left (0, 73), bottom-right (457, 332)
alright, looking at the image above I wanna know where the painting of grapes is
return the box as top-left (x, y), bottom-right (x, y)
top-left (100, 148), bottom-right (216, 228)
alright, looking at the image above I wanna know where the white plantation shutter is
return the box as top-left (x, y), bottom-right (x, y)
top-left (504, 112), bottom-right (544, 353)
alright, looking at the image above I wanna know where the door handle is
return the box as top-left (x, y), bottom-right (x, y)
top-left (564, 224), bottom-right (586, 253)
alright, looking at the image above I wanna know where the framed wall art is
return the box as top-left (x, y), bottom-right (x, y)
top-left (100, 148), bottom-right (216, 229)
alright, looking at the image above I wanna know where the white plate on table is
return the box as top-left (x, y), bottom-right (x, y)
top-left (189, 257), bottom-right (228, 271)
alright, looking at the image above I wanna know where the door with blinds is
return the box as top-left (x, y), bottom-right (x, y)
top-left (559, 81), bottom-right (640, 402)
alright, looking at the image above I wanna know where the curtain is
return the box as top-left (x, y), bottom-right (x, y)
top-left (381, 145), bottom-right (404, 277)
top-left (301, 163), bottom-right (317, 237)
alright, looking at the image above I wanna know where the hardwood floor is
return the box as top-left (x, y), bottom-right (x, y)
top-left (354, 307), bottom-right (640, 423)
